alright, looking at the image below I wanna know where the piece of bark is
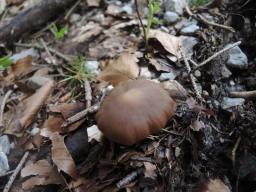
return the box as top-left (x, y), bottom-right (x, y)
top-left (0, 0), bottom-right (77, 45)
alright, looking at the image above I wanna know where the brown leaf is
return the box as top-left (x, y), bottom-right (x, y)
top-left (195, 179), bottom-right (230, 192)
top-left (5, 56), bottom-right (33, 82)
top-left (5, 80), bottom-right (55, 136)
top-left (21, 160), bottom-right (65, 190)
top-left (42, 102), bottom-right (85, 133)
top-left (143, 162), bottom-right (157, 179)
top-left (98, 52), bottom-right (139, 86)
top-left (41, 130), bottom-right (78, 179)
top-left (161, 80), bottom-right (188, 100)
top-left (86, 0), bottom-right (101, 7)
top-left (148, 30), bottom-right (181, 61)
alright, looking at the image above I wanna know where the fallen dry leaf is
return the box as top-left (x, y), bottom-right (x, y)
top-left (143, 162), bottom-right (157, 179)
top-left (98, 52), bottom-right (139, 86)
top-left (5, 80), bottom-right (55, 136)
top-left (21, 159), bottom-right (65, 190)
top-left (41, 130), bottom-right (78, 179)
top-left (72, 22), bottom-right (102, 43)
top-left (42, 102), bottom-right (85, 133)
top-left (161, 80), bottom-right (188, 100)
top-left (195, 179), bottom-right (230, 192)
top-left (5, 56), bottom-right (33, 83)
top-left (148, 30), bottom-right (181, 61)
top-left (86, 0), bottom-right (101, 7)
top-left (190, 120), bottom-right (205, 132)
top-left (87, 125), bottom-right (103, 142)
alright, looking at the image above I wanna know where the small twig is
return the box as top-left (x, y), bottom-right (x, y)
top-left (180, 47), bottom-right (203, 100)
top-left (231, 136), bottom-right (241, 168)
top-left (116, 169), bottom-right (143, 189)
top-left (229, 90), bottom-right (256, 99)
top-left (64, 0), bottom-right (82, 20)
top-left (195, 41), bottom-right (242, 69)
top-left (0, 90), bottom-right (14, 128)
top-left (61, 103), bottom-right (100, 128)
top-left (84, 80), bottom-right (92, 108)
top-left (185, 6), bottom-right (235, 32)
top-left (188, 58), bottom-right (198, 67)
top-left (3, 151), bottom-right (29, 192)
top-left (39, 38), bottom-right (57, 65)
top-left (134, 0), bottom-right (148, 50)
top-left (14, 43), bottom-right (72, 62)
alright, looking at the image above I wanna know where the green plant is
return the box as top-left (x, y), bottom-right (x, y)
top-left (50, 23), bottom-right (68, 40)
top-left (189, 0), bottom-right (209, 7)
top-left (61, 56), bottom-right (95, 89)
top-left (135, 0), bottom-right (162, 51)
top-left (0, 55), bottom-right (12, 70)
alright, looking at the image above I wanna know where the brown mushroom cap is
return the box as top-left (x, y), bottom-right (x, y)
top-left (96, 79), bottom-right (176, 145)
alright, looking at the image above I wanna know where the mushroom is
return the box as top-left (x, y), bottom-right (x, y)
top-left (96, 79), bottom-right (176, 145)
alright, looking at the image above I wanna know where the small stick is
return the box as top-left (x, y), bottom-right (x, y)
top-left (84, 80), bottom-right (92, 108)
top-left (14, 43), bottom-right (71, 62)
top-left (3, 151), bottom-right (29, 192)
top-left (134, 0), bottom-right (147, 50)
top-left (61, 103), bottom-right (100, 128)
top-left (195, 41), bottom-right (242, 69)
top-left (64, 0), bottom-right (81, 20)
top-left (185, 6), bottom-right (235, 32)
top-left (231, 136), bottom-right (241, 168)
top-left (0, 90), bottom-right (14, 128)
top-left (229, 90), bottom-right (256, 99)
top-left (39, 38), bottom-right (57, 65)
top-left (180, 47), bottom-right (203, 100)
top-left (116, 169), bottom-right (143, 189)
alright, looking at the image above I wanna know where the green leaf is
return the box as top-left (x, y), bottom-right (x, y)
top-left (153, 1), bottom-right (160, 13)
top-left (152, 17), bottom-right (163, 25)
top-left (0, 56), bottom-right (13, 70)
top-left (50, 23), bottom-right (68, 40)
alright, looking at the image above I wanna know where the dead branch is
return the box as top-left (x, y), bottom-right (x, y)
top-left (0, 90), bottom-right (14, 128)
top-left (229, 90), bottom-right (256, 99)
top-left (84, 80), bottom-right (92, 108)
top-left (0, 0), bottom-right (77, 45)
top-left (195, 41), bottom-right (241, 69)
top-left (116, 169), bottom-right (143, 189)
top-left (185, 6), bottom-right (235, 32)
top-left (61, 103), bottom-right (100, 128)
top-left (3, 151), bottom-right (29, 192)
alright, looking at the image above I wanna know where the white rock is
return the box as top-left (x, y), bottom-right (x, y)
top-left (87, 125), bottom-right (103, 142)
top-left (221, 97), bottom-right (245, 109)
top-left (159, 72), bottom-right (177, 81)
top-left (164, 0), bottom-right (187, 15)
top-left (0, 135), bottom-right (11, 155)
top-left (226, 46), bottom-right (248, 69)
top-left (85, 61), bottom-right (100, 75)
top-left (11, 48), bottom-right (39, 63)
top-left (180, 22), bottom-right (200, 35)
top-left (0, 152), bottom-right (9, 174)
top-left (164, 11), bottom-right (179, 24)
top-left (0, 0), bottom-right (6, 15)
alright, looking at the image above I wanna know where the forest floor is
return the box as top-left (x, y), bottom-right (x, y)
top-left (0, 0), bottom-right (256, 191)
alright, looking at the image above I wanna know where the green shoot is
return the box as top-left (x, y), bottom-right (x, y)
top-left (60, 56), bottom-right (95, 90)
top-left (135, 0), bottom-right (162, 51)
top-left (189, 0), bottom-right (209, 7)
top-left (146, 0), bottom-right (162, 38)
top-left (0, 55), bottom-right (13, 70)
top-left (50, 23), bottom-right (68, 40)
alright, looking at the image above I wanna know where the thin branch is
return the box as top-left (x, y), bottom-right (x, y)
top-left (84, 80), bottom-right (92, 108)
top-left (134, 0), bottom-right (147, 50)
top-left (180, 47), bottom-right (203, 100)
top-left (0, 90), bottom-right (14, 128)
top-left (185, 5), bottom-right (235, 32)
top-left (229, 90), bottom-right (256, 99)
top-left (61, 103), bottom-right (100, 128)
top-left (3, 151), bottom-right (29, 192)
top-left (39, 38), bottom-right (57, 65)
top-left (116, 169), bottom-right (143, 189)
top-left (195, 41), bottom-right (242, 69)
top-left (14, 42), bottom-right (72, 62)
top-left (64, 0), bottom-right (82, 20)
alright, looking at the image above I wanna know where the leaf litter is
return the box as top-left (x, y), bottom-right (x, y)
top-left (0, 0), bottom-right (256, 191)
